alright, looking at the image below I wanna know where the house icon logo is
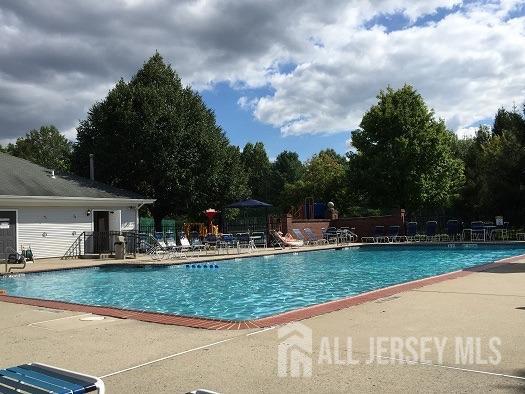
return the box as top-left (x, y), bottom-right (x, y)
top-left (277, 322), bottom-right (313, 377)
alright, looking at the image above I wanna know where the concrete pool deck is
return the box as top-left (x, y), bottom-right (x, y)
top-left (1, 256), bottom-right (524, 392)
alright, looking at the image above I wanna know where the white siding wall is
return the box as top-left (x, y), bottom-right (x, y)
top-left (13, 206), bottom-right (138, 259)
top-left (121, 207), bottom-right (137, 231)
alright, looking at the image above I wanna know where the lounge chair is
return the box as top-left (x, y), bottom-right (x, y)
top-left (147, 234), bottom-right (186, 260)
top-left (470, 221), bottom-right (486, 241)
top-left (165, 232), bottom-right (178, 249)
top-left (323, 227), bottom-right (338, 243)
top-left (179, 232), bottom-right (206, 256)
top-left (362, 226), bottom-right (387, 243)
top-left (292, 229), bottom-right (310, 245)
top-left (387, 225), bottom-right (407, 242)
top-left (303, 228), bottom-right (328, 245)
top-left (0, 362), bottom-right (105, 393)
top-left (339, 227), bottom-right (358, 243)
top-left (203, 234), bottom-right (219, 254)
top-left (271, 230), bottom-right (304, 248)
top-left (442, 219), bottom-right (460, 241)
top-left (425, 221), bottom-right (439, 242)
top-left (406, 221), bottom-right (420, 242)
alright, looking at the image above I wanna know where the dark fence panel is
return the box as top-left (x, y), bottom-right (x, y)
top-left (139, 224), bottom-right (179, 237)
top-left (83, 231), bottom-right (138, 255)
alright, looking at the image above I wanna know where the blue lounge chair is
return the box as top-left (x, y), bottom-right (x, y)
top-left (470, 221), bottom-right (486, 241)
top-left (362, 226), bottom-right (387, 243)
top-left (425, 221), bottom-right (439, 241)
top-left (444, 220), bottom-right (460, 241)
top-left (387, 225), bottom-right (407, 242)
top-left (406, 222), bottom-right (419, 241)
top-left (0, 362), bottom-right (105, 393)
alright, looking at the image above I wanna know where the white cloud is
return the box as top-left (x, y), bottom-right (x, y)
top-left (250, 2), bottom-right (525, 136)
top-left (456, 126), bottom-right (481, 139)
top-left (0, 0), bottom-right (524, 141)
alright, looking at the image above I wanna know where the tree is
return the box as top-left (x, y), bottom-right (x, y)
top-left (278, 149), bottom-right (348, 212)
top-left (348, 85), bottom-right (464, 212)
top-left (460, 109), bottom-right (525, 223)
top-left (74, 53), bottom-right (249, 228)
top-left (304, 149), bottom-right (347, 204)
top-left (6, 125), bottom-right (72, 172)
top-left (241, 142), bottom-right (272, 201)
top-left (272, 151), bottom-right (304, 188)
top-left (492, 107), bottom-right (525, 139)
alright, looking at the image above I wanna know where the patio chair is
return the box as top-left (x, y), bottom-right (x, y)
top-left (425, 221), bottom-right (439, 242)
top-left (218, 233), bottom-right (238, 254)
top-left (387, 225), bottom-right (407, 242)
top-left (236, 232), bottom-right (255, 252)
top-left (405, 222), bottom-right (420, 242)
top-left (251, 231), bottom-right (267, 248)
top-left (0, 362), bottom-right (105, 393)
top-left (303, 228), bottom-right (328, 245)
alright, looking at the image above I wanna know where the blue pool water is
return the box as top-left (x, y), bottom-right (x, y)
top-left (1, 245), bottom-right (524, 320)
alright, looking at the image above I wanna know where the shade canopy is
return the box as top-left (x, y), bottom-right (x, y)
top-left (225, 199), bottom-right (273, 209)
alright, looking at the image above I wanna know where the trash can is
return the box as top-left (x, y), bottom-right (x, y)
top-left (114, 235), bottom-right (126, 259)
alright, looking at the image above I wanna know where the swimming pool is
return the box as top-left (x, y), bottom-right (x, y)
top-left (1, 244), bottom-right (524, 321)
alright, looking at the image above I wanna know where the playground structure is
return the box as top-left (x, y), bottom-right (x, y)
top-left (182, 222), bottom-right (208, 238)
top-left (289, 197), bottom-right (329, 220)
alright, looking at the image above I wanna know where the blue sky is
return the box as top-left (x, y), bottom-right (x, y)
top-left (1, 1), bottom-right (524, 158)
top-left (201, 83), bottom-right (351, 160)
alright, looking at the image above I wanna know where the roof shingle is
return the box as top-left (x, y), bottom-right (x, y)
top-left (0, 153), bottom-right (146, 200)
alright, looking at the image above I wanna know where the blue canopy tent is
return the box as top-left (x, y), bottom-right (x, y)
top-left (223, 199), bottom-right (273, 243)
top-left (225, 199), bottom-right (273, 209)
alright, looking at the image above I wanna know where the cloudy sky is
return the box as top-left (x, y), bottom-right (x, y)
top-left (1, 0), bottom-right (524, 159)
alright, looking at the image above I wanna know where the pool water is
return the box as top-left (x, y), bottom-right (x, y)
top-left (1, 245), bottom-right (524, 321)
